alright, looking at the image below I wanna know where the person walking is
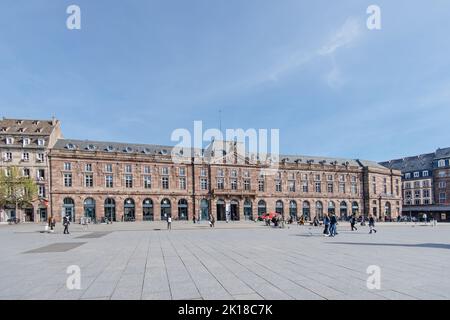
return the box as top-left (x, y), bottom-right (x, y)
top-left (323, 214), bottom-right (330, 236)
top-left (313, 216), bottom-right (319, 227)
top-left (193, 215), bottom-right (196, 224)
top-left (209, 214), bottom-right (215, 228)
top-left (167, 216), bottom-right (172, 230)
top-left (369, 215), bottom-right (377, 234)
top-left (350, 214), bottom-right (358, 231)
top-left (63, 216), bottom-right (70, 234)
top-left (329, 214), bottom-right (337, 237)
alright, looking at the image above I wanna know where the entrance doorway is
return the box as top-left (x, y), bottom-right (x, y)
top-left (216, 199), bottom-right (226, 221)
top-left (161, 198), bottom-right (171, 220)
top-left (230, 200), bottom-right (239, 221)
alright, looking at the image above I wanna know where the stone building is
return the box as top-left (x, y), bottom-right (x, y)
top-left (0, 117), bottom-right (62, 222)
top-left (380, 147), bottom-right (450, 221)
top-left (48, 138), bottom-right (402, 223)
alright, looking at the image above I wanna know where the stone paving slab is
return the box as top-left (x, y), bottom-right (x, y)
top-left (0, 222), bottom-right (450, 300)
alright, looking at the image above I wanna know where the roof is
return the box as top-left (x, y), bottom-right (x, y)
top-left (379, 153), bottom-right (435, 172)
top-left (435, 147), bottom-right (450, 160)
top-left (52, 139), bottom-right (178, 156)
top-left (0, 117), bottom-right (59, 136)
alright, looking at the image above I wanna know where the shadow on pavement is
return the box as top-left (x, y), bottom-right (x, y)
top-left (326, 242), bottom-right (450, 250)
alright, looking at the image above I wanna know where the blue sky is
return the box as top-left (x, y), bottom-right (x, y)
top-left (1, 0), bottom-right (449, 161)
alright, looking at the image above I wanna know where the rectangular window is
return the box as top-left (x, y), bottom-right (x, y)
top-left (315, 182), bottom-right (321, 193)
top-left (351, 176), bottom-right (357, 183)
top-left (64, 162), bottom-right (71, 171)
top-left (162, 167), bottom-right (169, 175)
top-left (6, 137), bottom-right (14, 145)
top-left (439, 182), bottom-right (447, 188)
top-left (244, 179), bottom-right (251, 191)
top-left (288, 181), bottom-right (295, 192)
top-left (438, 171), bottom-right (446, 178)
top-left (302, 181), bottom-right (308, 193)
top-left (439, 192), bottom-right (446, 203)
top-left (200, 178), bottom-right (208, 190)
top-left (23, 138), bottom-right (30, 146)
top-left (327, 175), bottom-right (333, 181)
top-left (339, 175), bottom-right (345, 182)
top-left (38, 139), bottom-right (45, 146)
top-left (383, 184), bottom-right (387, 194)
top-left (23, 168), bottom-right (30, 177)
top-left (4, 152), bottom-right (12, 161)
top-left (37, 169), bottom-right (45, 180)
top-left (276, 180), bottom-right (282, 192)
top-left (405, 173), bottom-right (411, 179)
top-left (423, 171), bottom-right (429, 177)
top-left (200, 168), bottom-right (207, 177)
top-left (144, 166), bottom-right (151, 174)
top-left (351, 183), bottom-right (357, 194)
top-left (85, 163), bottom-right (92, 172)
top-left (244, 171), bottom-right (250, 178)
top-left (36, 153), bottom-right (44, 162)
top-left (85, 174), bottom-right (94, 187)
top-left (415, 190), bottom-right (421, 198)
top-left (22, 152), bottom-right (30, 161)
top-left (339, 183), bottom-right (346, 193)
top-left (302, 174), bottom-right (308, 181)
top-left (231, 179), bottom-right (238, 190)
top-left (438, 160), bottom-right (446, 167)
top-left (414, 172), bottom-right (419, 178)
top-left (423, 189), bottom-right (430, 198)
top-left (162, 176), bottom-right (169, 189)
top-left (125, 164), bottom-right (132, 173)
top-left (372, 183), bottom-right (377, 194)
top-left (105, 175), bottom-right (113, 188)
top-left (179, 177), bottom-right (186, 189)
top-left (424, 199), bottom-right (430, 205)
top-left (231, 170), bottom-right (237, 178)
top-left (327, 183), bottom-right (333, 193)
top-left (38, 185), bottom-right (45, 198)
top-left (179, 167), bottom-right (186, 176)
top-left (258, 180), bottom-right (265, 192)
top-left (395, 185), bottom-right (399, 196)
top-left (105, 164), bottom-right (113, 173)
top-left (217, 178), bottom-right (224, 190)
top-left (414, 199), bottom-right (421, 205)
top-left (315, 174), bottom-right (321, 181)
top-left (64, 173), bottom-right (72, 187)
top-left (144, 176), bottom-right (151, 189)
top-left (125, 175), bottom-right (133, 188)
top-left (414, 181), bottom-right (421, 188)
top-left (217, 169), bottom-right (224, 177)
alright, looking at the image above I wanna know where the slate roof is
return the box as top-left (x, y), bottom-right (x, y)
top-left (0, 117), bottom-right (58, 135)
top-left (435, 147), bottom-right (450, 160)
top-left (379, 153), bottom-right (435, 172)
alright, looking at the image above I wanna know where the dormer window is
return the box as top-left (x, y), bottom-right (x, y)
top-left (66, 143), bottom-right (76, 150)
top-left (0, 127), bottom-right (7, 132)
top-left (16, 120), bottom-right (23, 125)
top-left (18, 128), bottom-right (25, 133)
top-left (87, 144), bottom-right (95, 151)
top-left (22, 152), bottom-right (30, 161)
top-left (37, 139), bottom-right (45, 146)
top-left (6, 137), bottom-right (14, 145)
top-left (438, 160), bottom-right (446, 168)
top-left (23, 138), bottom-right (31, 146)
top-left (35, 128), bottom-right (42, 133)
top-left (32, 120), bottom-right (40, 125)
top-left (143, 148), bottom-right (151, 154)
top-left (106, 146), bottom-right (114, 152)
top-left (125, 147), bottom-right (133, 153)
top-left (160, 149), bottom-right (168, 155)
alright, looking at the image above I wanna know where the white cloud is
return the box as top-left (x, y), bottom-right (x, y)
top-left (318, 17), bottom-right (362, 56)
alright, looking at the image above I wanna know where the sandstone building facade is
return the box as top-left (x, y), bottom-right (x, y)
top-left (48, 138), bottom-right (402, 223)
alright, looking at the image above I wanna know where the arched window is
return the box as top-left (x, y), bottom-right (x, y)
top-left (244, 199), bottom-right (252, 221)
top-left (143, 198), bottom-right (153, 221)
top-left (161, 198), bottom-right (171, 220)
top-left (84, 198), bottom-right (96, 220)
top-left (315, 201), bottom-right (323, 220)
top-left (276, 200), bottom-right (284, 215)
top-left (302, 201), bottom-right (310, 220)
top-left (258, 200), bottom-right (266, 220)
top-left (124, 198), bottom-right (135, 222)
top-left (178, 199), bottom-right (188, 220)
top-left (63, 197), bottom-right (75, 222)
top-left (352, 201), bottom-right (359, 215)
top-left (230, 199), bottom-right (240, 221)
top-left (385, 202), bottom-right (391, 218)
top-left (200, 199), bottom-right (209, 221)
top-left (340, 201), bottom-right (348, 219)
top-left (104, 198), bottom-right (116, 222)
top-left (289, 200), bottom-right (297, 220)
top-left (328, 201), bottom-right (335, 215)
top-left (216, 199), bottom-right (226, 221)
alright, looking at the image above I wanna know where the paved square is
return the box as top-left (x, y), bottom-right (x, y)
top-left (0, 221), bottom-right (449, 300)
